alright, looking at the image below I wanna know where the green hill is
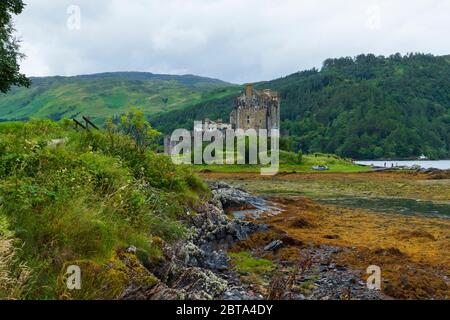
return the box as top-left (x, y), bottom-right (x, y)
top-left (151, 53), bottom-right (450, 160)
top-left (0, 72), bottom-right (236, 123)
top-left (1, 53), bottom-right (450, 159)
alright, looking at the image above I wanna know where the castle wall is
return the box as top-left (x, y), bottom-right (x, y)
top-left (231, 85), bottom-right (280, 133)
top-left (236, 107), bottom-right (268, 132)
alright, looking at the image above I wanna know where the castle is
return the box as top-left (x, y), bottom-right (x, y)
top-left (164, 84), bottom-right (280, 154)
top-left (230, 84), bottom-right (280, 134)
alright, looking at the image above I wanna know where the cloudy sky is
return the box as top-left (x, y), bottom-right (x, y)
top-left (14, 0), bottom-right (450, 83)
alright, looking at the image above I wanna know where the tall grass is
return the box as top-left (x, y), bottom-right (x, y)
top-left (0, 237), bottom-right (31, 300)
top-left (0, 119), bottom-right (208, 299)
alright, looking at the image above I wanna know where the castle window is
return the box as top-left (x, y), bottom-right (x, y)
top-left (247, 115), bottom-right (250, 124)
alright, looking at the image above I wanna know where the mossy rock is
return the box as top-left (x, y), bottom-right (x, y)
top-left (57, 251), bottom-right (158, 300)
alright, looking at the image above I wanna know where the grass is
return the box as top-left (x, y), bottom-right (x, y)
top-left (228, 251), bottom-right (275, 275)
top-left (191, 152), bottom-right (370, 174)
top-left (0, 119), bottom-right (208, 299)
top-left (0, 237), bottom-right (31, 300)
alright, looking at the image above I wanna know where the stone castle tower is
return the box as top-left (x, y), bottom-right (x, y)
top-left (230, 84), bottom-right (280, 134)
top-left (164, 84), bottom-right (281, 155)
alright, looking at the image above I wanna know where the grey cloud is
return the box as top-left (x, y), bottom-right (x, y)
top-left (15, 0), bottom-right (450, 83)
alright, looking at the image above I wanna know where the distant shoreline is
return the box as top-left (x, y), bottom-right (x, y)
top-left (355, 159), bottom-right (450, 170)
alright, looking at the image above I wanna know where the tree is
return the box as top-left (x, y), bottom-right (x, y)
top-left (108, 108), bottom-right (161, 153)
top-left (0, 0), bottom-right (30, 93)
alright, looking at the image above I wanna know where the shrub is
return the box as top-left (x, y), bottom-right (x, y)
top-left (107, 108), bottom-right (161, 152)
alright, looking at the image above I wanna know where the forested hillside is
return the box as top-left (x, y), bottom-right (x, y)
top-left (152, 54), bottom-right (450, 159)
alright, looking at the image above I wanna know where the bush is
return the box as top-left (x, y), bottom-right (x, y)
top-left (279, 150), bottom-right (303, 164)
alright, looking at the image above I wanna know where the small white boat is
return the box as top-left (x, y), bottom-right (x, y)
top-left (312, 165), bottom-right (329, 171)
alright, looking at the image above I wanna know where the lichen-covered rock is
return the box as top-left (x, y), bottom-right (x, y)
top-left (210, 182), bottom-right (257, 208)
top-left (142, 282), bottom-right (217, 300)
top-left (204, 250), bottom-right (228, 271)
top-left (135, 181), bottom-right (271, 301)
top-left (176, 241), bottom-right (205, 267)
top-left (223, 288), bottom-right (263, 300)
top-left (145, 283), bottom-right (188, 300)
top-left (172, 267), bottom-right (228, 299)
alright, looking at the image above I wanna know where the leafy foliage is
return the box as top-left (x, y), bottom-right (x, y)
top-left (0, 0), bottom-right (30, 93)
top-left (107, 108), bottom-right (161, 152)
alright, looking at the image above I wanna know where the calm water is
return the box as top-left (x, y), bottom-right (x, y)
top-left (233, 195), bottom-right (450, 220)
top-left (317, 196), bottom-right (450, 218)
top-left (356, 160), bottom-right (450, 170)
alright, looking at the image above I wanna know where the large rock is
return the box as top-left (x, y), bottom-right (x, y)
top-left (132, 282), bottom-right (215, 300)
top-left (172, 267), bottom-right (228, 300)
top-left (190, 201), bottom-right (265, 252)
top-left (210, 181), bottom-right (263, 209)
top-left (264, 240), bottom-right (284, 251)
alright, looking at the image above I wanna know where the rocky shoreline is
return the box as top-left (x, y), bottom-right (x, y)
top-left (370, 166), bottom-right (450, 177)
top-left (120, 182), bottom-right (385, 300)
